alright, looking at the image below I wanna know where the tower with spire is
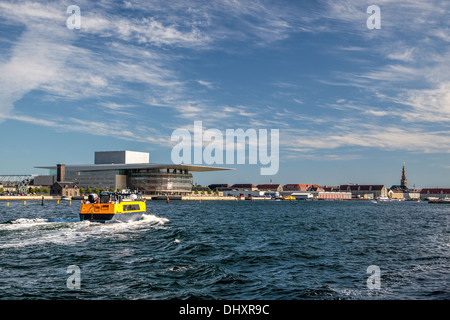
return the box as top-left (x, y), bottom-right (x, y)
top-left (400, 162), bottom-right (407, 187)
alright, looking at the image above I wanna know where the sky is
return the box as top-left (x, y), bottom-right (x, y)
top-left (0, 0), bottom-right (449, 188)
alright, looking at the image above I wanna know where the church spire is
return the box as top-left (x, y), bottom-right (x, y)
top-left (401, 162), bottom-right (407, 187)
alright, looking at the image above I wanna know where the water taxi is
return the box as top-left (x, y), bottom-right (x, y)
top-left (80, 190), bottom-right (146, 223)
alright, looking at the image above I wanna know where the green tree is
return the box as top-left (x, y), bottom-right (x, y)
top-left (79, 187), bottom-right (85, 194)
top-left (43, 187), bottom-right (50, 194)
top-left (109, 187), bottom-right (115, 192)
top-left (194, 189), bottom-right (199, 194)
top-left (86, 186), bottom-right (92, 193)
top-left (214, 190), bottom-right (219, 196)
top-left (116, 188), bottom-right (121, 193)
top-left (207, 189), bottom-right (212, 195)
top-left (94, 187), bottom-right (100, 194)
top-left (36, 187), bottom-right (42, 194)
top-left (0, 187), bottom-right (4, 193)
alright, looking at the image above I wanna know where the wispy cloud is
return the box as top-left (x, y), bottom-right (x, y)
top-left (282, 125), bottom-right (450, 154)
top-left (0, 0), bottom-right (449, 165)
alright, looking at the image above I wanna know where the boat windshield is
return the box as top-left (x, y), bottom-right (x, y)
top-left (98, 191), bottom-right (143, 203)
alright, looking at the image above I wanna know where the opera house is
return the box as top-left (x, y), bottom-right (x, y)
top-left (34, 150), bottom-right (231, 195)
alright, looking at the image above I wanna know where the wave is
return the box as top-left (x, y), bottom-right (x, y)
top-left (0, 218), bottom-right (50, 231)
top-left (0, 214), bottom-right (170, 249)
top-left (141, 214), bottom-right (169, 225)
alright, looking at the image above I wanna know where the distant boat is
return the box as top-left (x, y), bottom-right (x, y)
top-left (428, 198), bottom-right (450, 204)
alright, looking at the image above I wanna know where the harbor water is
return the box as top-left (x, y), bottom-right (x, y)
top-left (0, 200), bottom-right (448, 300)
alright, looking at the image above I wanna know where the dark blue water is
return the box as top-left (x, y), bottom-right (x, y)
top-left (0, 200), bottom-right (448, 300)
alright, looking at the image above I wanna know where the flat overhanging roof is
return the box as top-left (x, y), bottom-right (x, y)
top-left (35, 163), bottom-right (234, 173)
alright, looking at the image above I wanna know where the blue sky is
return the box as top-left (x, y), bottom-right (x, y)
top-left (0, 0), bottom-right (449, 188)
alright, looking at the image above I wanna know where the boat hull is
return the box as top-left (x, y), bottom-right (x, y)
top-left (79, 211), bottom-right (144, 223)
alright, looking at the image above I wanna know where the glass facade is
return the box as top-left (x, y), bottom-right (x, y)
top-left (127, 169), bottom-right (193, 195)
top-left (41, 167), bottom-right (196, 195)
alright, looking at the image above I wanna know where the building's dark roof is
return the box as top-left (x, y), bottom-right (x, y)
top-left (208, 184), bottom-right (231, 190)
top-left (390, 185), bottom-right (408, 191)
top-left (256, 184), bottom-right (281, 189)
top-left (420, 188), bottom-right (450, 194)
top-left (339, 185), bottom-right (385, 191)
top-left (231, 184), bottom-right (255, 189)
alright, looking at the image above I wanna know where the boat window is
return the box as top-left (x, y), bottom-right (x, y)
top-left (100, 194), bottom-right (110, 203)
top-left (123, 204), bottom-right (140, 211)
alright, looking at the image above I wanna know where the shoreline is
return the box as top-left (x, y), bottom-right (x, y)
top-left (0, 195), bottom-right (424, 202)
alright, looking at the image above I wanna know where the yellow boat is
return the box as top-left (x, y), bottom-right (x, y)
top-left (80, 190), bottom-right (146, 223)
top-left (282, 195), bottom-right (296, 200)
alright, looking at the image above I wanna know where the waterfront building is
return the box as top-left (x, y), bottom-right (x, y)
top-left (283, 184), bottom-right (314, 191)
top-left (389, 163), bottom-right (420, 200)
top-left (0, 175), bottom-right (35, 193)
top-left (404, 191), bottom-right (420, 200)
top-left (35, 151), bottom-right (231, 195)
top-left (230, 184), bottom-right (258, 191)
top-left (49, 164), bottom-right (80, 197)
top-left (208, 184), bottom-right (231, 191)
top-left (224, 190), bottom-right (266, 198)
top-left (317, 191), bottom-right (352, 200)
top-left (420, 188), bottom-right (450, 200)
top-left (339, 184), bottom-right (388, 199)
top-left (50, 181), bottom-right (80, 197)
top-left (307, 185), bottom-right (324, 192)
top-left (388, 189), bottom-right (405, 200)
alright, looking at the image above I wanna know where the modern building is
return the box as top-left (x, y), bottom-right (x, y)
top-left (35, 151), bottom-right (231, 195)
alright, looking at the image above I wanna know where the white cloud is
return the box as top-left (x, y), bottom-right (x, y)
top-left (0, 27), bottom-right (72, 120)
top-left (387, 48), bottom-right (415, 62)
top-left (196, 80), bottom-right (215, 89)
top-left (393, 82), bottom-right (450, 123)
